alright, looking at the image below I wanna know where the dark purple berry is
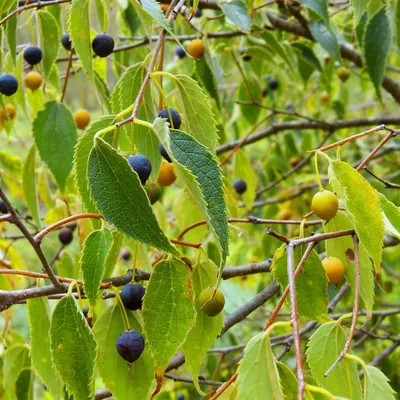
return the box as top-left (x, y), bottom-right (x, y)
top-left (58, 228), bottom-right (73, 245)
top-left (159, 143), bottom-right (172, 163)
top-left (233, 179), bottom-right (247, 195)
top-left (92, 33), bottom-right (114, 58)
top-left (82, 307), bottom-right (89, 318)
top-left (240, 47), bottom-right (252, 61)
top-left (269, 78), bottom-right (279, 90)
top-left (127, 154), bottom-right (152, 184)
top-left (0, 74), bottom-right (18, 96)
top-left (121, 249), bottom-right (131, 261)
top-left (158, 108), bottom-right (181, 130)
top-left (116, 330), bottom-right (145, 363)
top-left (23, 45), bottom-right (43, 65)
top-left (0, 201), bottom-right (7, 214)
top-left (261, 88), bottom-right (268, 97)
top-left (177, 395), bottom-right (185, 400)
top-left (120, 283), bottom-right (146, 310)
top-left (195, 8), bottom-right (202, 17)
top-left (175, 46), bottom-right (186, 59)
top-left (61, 33), bottom-right (72, 51)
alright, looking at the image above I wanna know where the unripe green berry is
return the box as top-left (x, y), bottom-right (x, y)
top-left (198, 286), bottom-right (225, 317)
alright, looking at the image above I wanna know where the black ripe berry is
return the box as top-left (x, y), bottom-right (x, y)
top-left (0, 74), bottom-right (18, 96)
top-left (158, 108), bottom-right (181, 130)
top-left (240, 47), bottom-right (252, 61)
top-left (58, 228), bottom-right (73, 245)
top-left (177, 395), bottom-right (185, 400)
top-left (23, 45), bottom-right (43, 65)
top-left (175, 46), bottom-right (186, 59)
top-left (121, 249), bottom-right (131, 261)
top-left (82, 307), bottom-right (89, 318)
top-left (159, 143), bottom-right (172, 163)
top-left (92, 33), bottom-right (114, 58)
top-left (234, 179), bottom-right (247, 195)
top-left (0, 201), bottom-right (8, 214)
top-left (61, 33), bottom-right (72, 51)
top-left (128, 154), bottom-right (152, 185)
top-left (269, 78), bottom-right (279, 90)
top-left (261, 87), bottom-right (268, 97)
top-left (120, 283), bottom-right (146, 310)
top-left (116, 330), bottom-right (145, 363)
top-left (194, 8), bottom-right (202, 17)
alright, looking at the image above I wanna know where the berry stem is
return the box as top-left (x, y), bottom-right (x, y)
top-left (111, 286), bottom-right (132, 330)
top-left (314, 152), bottom-right (323, 191)
top-left (60, 49), bottom-right (74, 103)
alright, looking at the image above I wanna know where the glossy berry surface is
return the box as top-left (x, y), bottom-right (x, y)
top-left (74, 109), bottom-right (91, 130)
top-left (198, 287), bottom-right (225, 317)
top-left (233, 179), bottom-right (247, 195)
top-left (144, 182), bottom-right (162, 205)
top-left (268, 78), bottom-right (279, 90)
top-left (322, 256), bottom-right (345, 285)
top-left (157, 163), bottom-right (176, 186)
top-left (116, 330), bottom-right (145, 363)
top-left (240, 47), bottom-right (252, 61)
top-left (92, 33), bottom-right (115, 58)
top-left (120, 283), bottom-right (146, 310)
top-left (24, 71), bottom-right (43, 91)
top-left (194, 8), bottom-right (202, 17)
top-left (311, 190), bottom-right (339, 220)
top-left (187, 39), bottom-right (204, 59)
top-left (158, 108), bottom-right (181, 129)
top-left (0, 74), bottom-right (18, 96)
top-left (61, 33), bottom-right (72, 51)
top-left (82, 307), bottom-right (89, 318)
top-left (159, 142), bottom-right (172, 163)
top-left (58, 228), bottom-right (73, 245)
top-left (23, 45), bottom-right (43, 65)
top-left (0, 201), bottom-right (8, 214)
top-left (176, 46), bottom-right (186, 59)
top-left (128, 154), bottom-right (152, 184)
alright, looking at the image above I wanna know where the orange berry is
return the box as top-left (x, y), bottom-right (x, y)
top-left (161, 3), bottom-right (169, 12)
top-left (157, 163), bottom-right (176, 186)
top-left (320, 92), bottom-right (329, 103)
top-left (311, 190), bottom-right (338, 220)
top-left (74, 109), bottom-right (91, 130)
top-left (187, 39), bottom-right (204, 59)
top-left (5, 104), bottom-right (16, 119)
top-left (24, 71), bottom-right (43, 91)
top-left (322, 256), bottom-right (345, 285)
top-left (289, 156), bottom-right (300, 167)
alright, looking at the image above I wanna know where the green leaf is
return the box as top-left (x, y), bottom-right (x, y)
top-left (236, 330), bottom-right (284, 400)
top-left (217, 0), bottom-right (251, 32)
top-left (238, 77), bottom-right (261, 125)
top-left (306, 322), bottom-right (362, 399)
top-left (27, 297), bottom-right (61, 399)
top-left (68, 0), bottom-right (93, 84)
top-left (234, 150), bottom-right (257, 211)
top-left (22, 146), bottom-right (41, 229)
top-left (378, 193), bottom-right (400, 239)
top-left (50, 295), bottom-right (97, 400)
top-left (329, 161), bottom-right (384, 273)
top-left (156, 125), bottom-right (229, 263)
top-left (95, 0), bottom-right (108, 32)
top-left (363, 8), bottom-right (392, 100)
top-left (272, 245), bottom-right (329, 323)
top-left (364, 366), bottom-right (396, 400)
top-left (104, 230), bottom-right (124, 279)
top-left (276, 362), bottom-right (297, 400)
top-left (183, 261), bottom-right (223, 394)
top-left (324, 212), bottom-right (374, 316)
top-left (74, 115), bottom-right (115, 214)
top-left (33, 101), bottom-right (77, 192)
top-left (4, 0), bottom-right (17, 65)
top-left (92, 305), bottom-right (154, 400)
top-left (81, 228), bottom-right (113, 306)
top-left (38, 10), bottom-right (60, 81)
top-left (3, 345), bottom-right (30, 400)
top-left (351, 0), bottom-right (369, 25)
top-left (88, 137), bottom-right (178, 255)
top-left (309, 20), bottom-right (341, 62)
top-left (175, 74), bottom-right (219, 152)
top-left (142, 258), bottom-right (196, 374)
top-left (300, 0), bottom-right (329, 25)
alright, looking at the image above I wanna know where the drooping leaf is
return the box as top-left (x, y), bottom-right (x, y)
top-left (378, 193), bottom-right (400, 239)
top-left (363, 8), bottom-right (392, 100)
top-left (272, 245), bottom-right (329, 323)
top-left (300, 0), bottom-right (329, 26)
top-left (183, 261), bottom-right (223, 394)
top-left (38, 10), bottom-right (60, 81)
top-left (217, 0), bottom-right (251, 32)
top-left (276, 362), bottom-right (298, 400)
top-left (364, 366), bottom-right (396, 400)
top-left (27, 297), bottom-right (60, 399)
top-left (236, 330), bottom-right (284, 400)
top-left (93, 305), bottom-right (154, 400)
top-left (22, 146), bottom-right (41, 229)
top-left (329, 161), bottom-right (384, 273)
top-left (351, 0), bottom-right (369, 26)
top-left (306, 322), bottom-right (363, 399)
top-left (309, 20), bottom-right (341, 62)
top-left (103, 230), bottom-right (124, 279)
top-left (80, 228), bottom-right (113, 306)
top-left (33, 101), bottom-right (77, 192)
top-left (4, 0), bottom-right (17, 65)
top-left (88, 137), bottom-right (178, 255)
top-left (142, 258), bottom-right (196, 374)
top-left (50, 295), bottom-right (97, 400)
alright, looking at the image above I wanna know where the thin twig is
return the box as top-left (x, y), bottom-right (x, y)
top-left (60, 49), bottom-right (74, 103)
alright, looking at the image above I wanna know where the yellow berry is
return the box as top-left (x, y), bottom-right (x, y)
top-left (24, 71), bottom-right (43, 91)
top-left (74, 109), bottom-right (91, 130)
top-left (311, 190), bottom-right (338, 220)
top-left (198, 287), bottom-right (225, 317)
top-left (322, 256), bottom-right (345, 285)
top-left (278, 208), bottom-right (292, 220)
top-left (187, 39), bottom-right (204, 59)
top-left (157, 163), bottom-right (176, 186)
top-left (337, 66), bottom-right (351, 82)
